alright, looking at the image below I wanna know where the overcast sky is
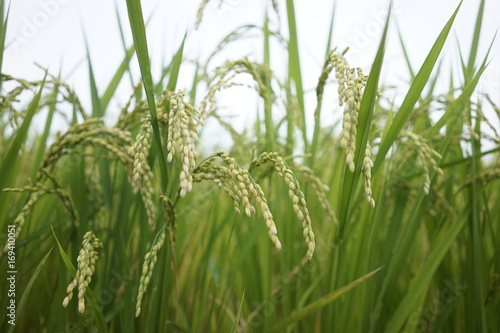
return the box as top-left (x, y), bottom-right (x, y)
top-left (3, 0), bottom-right (499, 147)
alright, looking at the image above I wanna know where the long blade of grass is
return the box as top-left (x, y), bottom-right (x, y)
top-left (384, 212), bottom-right (468, 333)
top-left (266, 267), bottom-right (382, 333)
top-left (188, 62), bottom-right (200, 104)
top-left (396, 21), bottom-right (415, 79)
top-left (8, 247), bottom-right (54, 333)
top-left (100, 44), bottom-right (135, 111)
top-left (424, 60), bottom-right (443, 100)
top-left (466, 100), bottom-right (487, 332)
top-left (465, 0), bottom-right (485, 81)
top-left (0, 0), bottom-right (9, 78)
top-left (115, 1), bottom-right (136, 86)
top-left (31, 86), bottom-right (58, 180)
top-left (230, 291), bottom-right (245, 333)
top-left (371, 64), bottom-right (487, 331)
top-left (372, 1), bottom-right (462, 176)
top-left (309, 0), bottom-right (337, 165)
top-left (51, 225), bottom-right (76, 275)
top-left (83, 36), bottom-right (103, 118)
top-left (125, 0), bottom-right (169, 189)
top-left (429, 61), bottom-right (488, 137)
top-left (337, 4), bottom-right (391, 240)
top-left (463, 2), bottom-right (487, 329)
top-left (82, 35), bottom-right (114, 208)
top-left (166, 32), bottom-right (187, 92)
top-left (324, 1), bottom-right (336, 57)
top-left (286, 0), bottom-right (307, 151)
top-left (263, 10), bottom-right (275, 152)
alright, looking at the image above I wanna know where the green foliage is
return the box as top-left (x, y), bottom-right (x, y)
top-left (0, 1), bottom-right (499, 332)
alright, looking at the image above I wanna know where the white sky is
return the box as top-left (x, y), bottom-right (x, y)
top-left (3, 0), bottom-right (500, 148)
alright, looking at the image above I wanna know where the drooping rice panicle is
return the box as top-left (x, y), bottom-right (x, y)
top-left (254, 182), bottom-right (282, 251)
top-left (460, 167), bottom-right (500, 190)
top-left (361, 143), bottom-right (375, 207)
top-left (195, 0), bottom-right (210, 29)
top-left (485, 94), bottom-right (500, 121)
top-left (292, 163), bottom-right (337, 223)
top-left (128, 116), bottom-right (157, 228)
top-left (193, 165), bottom-right (243, 214)
top-left (62, 232), bottom-right (103, 313)
top-left (251, 152), bottom-right (315, 260)
top-left (214, 152), bottom-right (258, 217)
top-left (198, 58), bottom-right (273, 125)
top-left (193, 152), bottom-right (282, 250)
top-left (135, 229), bottom-right (166, 317)
top-left (166, 91), bottom-right (199, 198)
top-left (321, 48), bottom-right (369, 172)
top-left (463, 105), bottom-right (480, 141)
top-left (2, 175), bottom-right (80, 253)
top-left (34, 119), bottom-right (157, 229)
top-left (316, 48), bottom-right (338, 105)
top-left (2, 186), bottom-right (46, 253)
top-left (401, 130), bottom-right (443, 195)
top-left (2, 1), bottom-right (498, 330)
top-left (202, 25), bottom-right (286, 72)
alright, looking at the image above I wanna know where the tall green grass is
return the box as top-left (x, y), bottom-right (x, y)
top-left (1, 1), bottom-right (499, 332)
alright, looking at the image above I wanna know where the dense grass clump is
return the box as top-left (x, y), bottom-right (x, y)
top-left (1, 0), bottom-right (499, 332)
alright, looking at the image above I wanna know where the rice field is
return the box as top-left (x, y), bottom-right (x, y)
top-left (1, 0), bottom-right (499, 332)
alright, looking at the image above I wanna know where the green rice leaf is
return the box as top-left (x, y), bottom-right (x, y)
top-left (384, 213), bottom-right (468, 333)
top-left (286, 0), bottom-right (307, 150)
top-left (266, 267), bottom-right (382, 332)
top-left (8, 247), bottom-right (54, 333)
top-left (125, 0), bottom-right (169, 189)
top-left (51, 225), bottom-right (76, 275)
top-left (0, 0), bottom-right (9, 76)
top-left (337, 4), bottom-right (390, 239)
top-left (372, 1), bottom-right (462, 176)
top-left (101, 45), bottom-right (135, 111)
top-left (229, 290), bottom-right (245, 333)
top-left (166, 32), bottom-right (187, 92)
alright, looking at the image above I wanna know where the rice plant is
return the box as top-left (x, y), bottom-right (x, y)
top-left (1, 0), bottom-right (499, 332)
